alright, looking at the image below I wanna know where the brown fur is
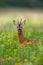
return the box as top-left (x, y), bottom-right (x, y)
top-left (13, 19), bottom-right (39, 46)
top-left (18, 28), bottom-right (38, 46)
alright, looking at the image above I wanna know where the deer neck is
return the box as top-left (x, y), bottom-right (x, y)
top-left (18, 29), bottom-right (24, 43)
top-left (18, 29), bottom-right (23, 38)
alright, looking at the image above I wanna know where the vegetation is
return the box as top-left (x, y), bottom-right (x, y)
top-left (0, 0), bottom-right (43, 7)
top-left (0, 22), bottom-right (43, 65)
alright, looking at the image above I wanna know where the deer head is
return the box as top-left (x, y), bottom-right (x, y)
top-left (13, 18), bottom-right (26, 31)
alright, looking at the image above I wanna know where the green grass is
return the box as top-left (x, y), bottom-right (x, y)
top-left (0, 22), bottom-right (43, 65)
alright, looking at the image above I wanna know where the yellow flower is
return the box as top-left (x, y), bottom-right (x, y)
top-left (8, 40), bottom-right (10, 42)
top-left (15, 62), bottom-right (22, 65)
top-left (6, 42), bottom-right (12, 45)
top-left (15, 57), bottom-right (21, 61)
top-left (14, 49), bottom-right (17, 51)
top-left (32, 56), bottom-right (36, 60)
top-left (2, 36), bottom-right (5, 40)
top-left (7, 56), bottom-right (12, 60)
top-left (7, 40), bottom-right (12, 45)
top-left (14, 41), bottom-right (17, 43)
top-left (1, 44), bottom-right (4, 47)
top-left (9, 41), bottom-right (12, 45)
top-left (3, 32), bottom-right (6, 35)
top-left (24, 58), bottom-right (28, 62)
top-left (27, 42), bottom-right (32, 45)
top-left (0, 38), bottom-right (2, 40)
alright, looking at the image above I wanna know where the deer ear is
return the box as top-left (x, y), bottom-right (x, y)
top-left (13, 20), bottom-right (15, 25)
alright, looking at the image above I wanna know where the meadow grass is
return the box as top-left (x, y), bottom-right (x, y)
top-left (0, 22), bottom-right (43, 65)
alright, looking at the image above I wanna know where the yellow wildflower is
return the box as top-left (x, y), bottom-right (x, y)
top-left (14, 57), bottom-right (21, 62)
top-left (1, 44), bottom-right (4, 47)
top-left (9, 41), bottom-right (12, 45)
top-left (32, 56), bottom-right (37, 60)
top-left (15, 57), bottom-right (21, 61)
top-left (14, 41), bottom-right (17, 43)
top-left (0, 38), bottom-right (2, 40)
top-left (27, 42), bottom-right (32, 45)
top-left (15, 62), bottom-right (22, 65)
top-left (8, 40), bottom-right (10, 42)
top-left (7, 56), bottom-right (12, 60)
top-left (14, 49), bottom-right (17, 51)
top-left (3, 32), bottom-right (6, 35)
top-left (6, 42), bottom-right (12, 45)
top-left (7, 40), bottom-right (12, 45)
top-left (24, 58), bottom-right (28, 62)
top-left (2, 36), bottom-right (5, 40)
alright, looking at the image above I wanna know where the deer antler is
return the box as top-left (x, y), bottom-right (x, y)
top-left (13, 20), bottom-right (15, 25)
top-left (13, 19), bottom-right (17, 26)
top-left (20, 18), bottom-right (22, 24)
top-left (17, 17), bottom-right (19, 24)
top-left (20, 18), bottom-right (22, 21)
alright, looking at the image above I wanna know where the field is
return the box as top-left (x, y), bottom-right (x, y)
top-left (0, 8), bottom-right (43, 65)
top-left (0, 20), bottom-right (43, 65)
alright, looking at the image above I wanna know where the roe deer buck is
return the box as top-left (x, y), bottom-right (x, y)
top-left (13, 18), bottom-right (39, 46)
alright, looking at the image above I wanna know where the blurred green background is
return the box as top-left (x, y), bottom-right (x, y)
top-left (0, 0), bottom-right (43, 7)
